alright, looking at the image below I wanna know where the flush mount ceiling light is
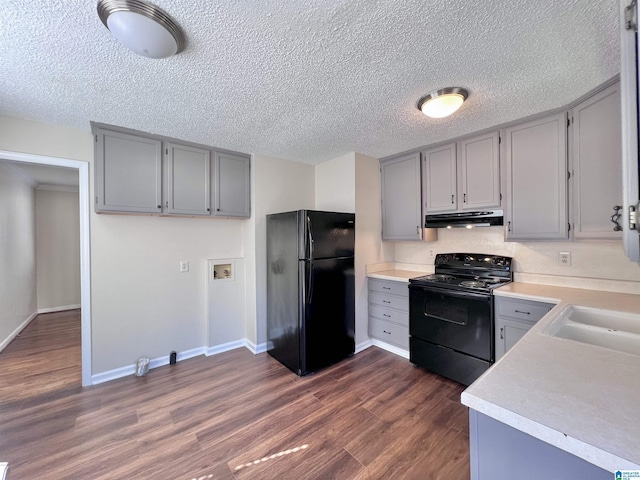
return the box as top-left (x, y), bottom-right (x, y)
top-left (97, 0), bottom-right (185, 59)
top-left (417, 87), bottom-right (469, 118)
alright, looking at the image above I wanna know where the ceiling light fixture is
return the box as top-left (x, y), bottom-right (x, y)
top-left (417, 87), bottom-right (469, 118)
top-left (97, 0), bottom-right (185, 59)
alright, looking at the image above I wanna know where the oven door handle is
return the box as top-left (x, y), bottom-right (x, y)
top-left (411, 286), bottom-right (492, 302)
top-left (424, 312), bottom-right (468, 326)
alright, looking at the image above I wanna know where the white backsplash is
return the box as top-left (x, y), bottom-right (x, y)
top-left (392, 226), bottom-right (640, 291)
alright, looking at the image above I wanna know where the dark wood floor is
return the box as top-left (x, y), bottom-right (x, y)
top-left (0, 311), bottom-right (469, 479)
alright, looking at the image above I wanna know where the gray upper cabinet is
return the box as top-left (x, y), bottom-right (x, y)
top-left (381, 153), bottom-right (423, 240)
top-left (214, 153), bottom-right (251, 218)
top-left (423, 143), bottom-right (457, 213)
top-left (571, 82), bottom-right (622, 240)
top-left (504, 113), bottom-right (568, 240)
top-left (95, 128), bottom-right (162, 214)
top-left (165, 142), bottom-right (211, 216)
top-left (457, 132), bottom-right (501, 211)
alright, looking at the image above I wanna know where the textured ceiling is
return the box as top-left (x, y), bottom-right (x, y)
top-left (0, 0), bottom-right (620, 165)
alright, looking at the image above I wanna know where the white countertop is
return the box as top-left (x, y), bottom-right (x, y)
top-left (367, 269), bottom-right (426, 282)
top-left (462, 282), bottom-right (640, 472)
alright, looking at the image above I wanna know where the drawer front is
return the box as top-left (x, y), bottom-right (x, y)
top-left (370, 318), bottom-right (409, 349)
top-left (496, 298), bottom-right (554, 322)
top-left (368, 278), bottom-right (409, 297)
top-left (369, 292), bottom-right (408, 311)
top-left (369, 304), bottom-right (409, 326)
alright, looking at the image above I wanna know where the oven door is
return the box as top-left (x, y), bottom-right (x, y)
top-left (409, 285), bottom-right (493, 361)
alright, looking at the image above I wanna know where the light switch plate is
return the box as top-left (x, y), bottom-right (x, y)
top-left (179, 260), bottom-right (189, 272)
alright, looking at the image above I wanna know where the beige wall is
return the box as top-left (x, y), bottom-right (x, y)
top-left (35, 188), bottom-right (81, 310)
top-left (315, 153), bottom-right (356, 212)
top-left (0, 163), bottom-right (37, 347)
top-left (394, 227), bottom-right (640, 285)
top-left (248, 154), bottom-right (315, 346)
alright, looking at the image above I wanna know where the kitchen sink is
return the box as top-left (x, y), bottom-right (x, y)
top-left (544, 305), bottom-right (640, 356)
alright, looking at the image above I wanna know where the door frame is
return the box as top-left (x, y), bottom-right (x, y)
top-left (0, 149), bottom-right (92, 386)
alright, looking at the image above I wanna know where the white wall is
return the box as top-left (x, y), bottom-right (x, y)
top-left (248, 154), bottom-right (315, 346)
top-left (0, 163), bottom-right (37, 348)
top-left (0, 116), bottom-right (250, 374)
top-left (35, 188), bottom-right (81, 311)
top-left (394, 227), bottom-right (640, 287)
top-left (315, 153), bottom-right (356, 212)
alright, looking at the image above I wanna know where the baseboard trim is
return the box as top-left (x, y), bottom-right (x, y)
top-left (37, 304), bottom-right (81, 314)
top-left (0, 311), bottom-right (38, 353)
top-left (91, 346), bottom-right (206, 385)
top-left (245, 340), bottom-right (268, 354)
top-left (205, 340), bottom-right (245, 356)
top-left (371, 339), bottom-right (410, 359)
top-left (355, 339), bottom-right (373, 354)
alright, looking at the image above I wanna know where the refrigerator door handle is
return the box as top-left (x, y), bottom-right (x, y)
top-left (307, 215), bottom-right (314, 259)
top-left (308, 262), bottom-right (314, 304)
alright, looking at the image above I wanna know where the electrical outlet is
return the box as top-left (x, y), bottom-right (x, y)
top-left (179, 260), bottom-right (189, 272)
top-left (429, 249), bottom-right (435, 258)
top-left (558, 252), bottom-right (571, 266)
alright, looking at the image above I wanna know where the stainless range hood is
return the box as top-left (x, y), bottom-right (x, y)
top-left (425, 209), bottom-right (504, 229)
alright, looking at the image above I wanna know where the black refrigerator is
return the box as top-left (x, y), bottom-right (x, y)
top-left (266, 210), bottom-right (355, 376)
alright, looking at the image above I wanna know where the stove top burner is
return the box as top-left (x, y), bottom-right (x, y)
top-left (424, 274), bottom-right (455, 282)
top-left (459, 280), bottom-right (487, 289)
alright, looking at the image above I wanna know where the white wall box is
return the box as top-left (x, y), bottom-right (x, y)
top-left (368, 278), bottom-right (409, 349)
top-left (619, 0), bottom-right (640, 262)
top-left (214, 153), bottom-right (251, 218)
top-left (504, 113), bottom-right (568, 240)
top-left (165, 142), bottom-right (211, 216)
top-left (494, 296), bottom-right (554, 360)
top-left (95, 128), bottom-right (163, 214)
top-left (93, 123), bottom-right (251, 218)
top-left (380, 153), bottom-right (423, 240)
top-left (571, 82), bottom-right (622, 239)
top-left (206, 259), bottom-right (245, 350)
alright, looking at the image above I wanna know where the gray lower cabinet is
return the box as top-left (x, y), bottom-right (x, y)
top-left (495, 296), bottom-right (554, 360)
top-left (165, 142), bottom-right (211, 216)
top-left (469, 410), bottom-right (610, 480)
top-left (368, 278), bottom-right (409, 349)
top-left (95, 128), bottom-right (163, 214)
top-left (214, 152), bottom-right (251, 217)
top-left (504, 112), bottom-right (569, 240)
top-left (380, 153), bottom-right (423, 240)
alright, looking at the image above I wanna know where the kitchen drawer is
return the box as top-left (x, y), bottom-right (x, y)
top-left (369, 304), bottom-right (409, 326)
top-left (370, 318), bottom-right (409, 349)
top-left (369, 292), bottom-right (408, 311)
top-left (496, 297), bottom-right (555, 322)
top-left (368, 278), bottom-right (409, 297)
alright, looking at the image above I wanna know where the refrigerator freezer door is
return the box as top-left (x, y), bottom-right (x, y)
top-left (298, 211), bottom-right (355, 260)
top-left (301, 256), bottom-right (355, 374)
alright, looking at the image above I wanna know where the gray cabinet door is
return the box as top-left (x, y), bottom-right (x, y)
top-left (95, 129), bottom-right (162, 213)
top-left (381, 153), bottom-right (422, 240)
top-left (571, 82), bottom-right (622, 239)
top-left (165, 142), bottom-right (211, 216)
top-left (495, 317), bottom-right (533, 361)
top-left (505, 113), bottom-right (568, 240)
top-left (620, 0), bottom-right (640, 262)
top-left (458, 132), bottom-right (501, 211)
top-left (214, 153), bottom-right (250, 217)
top-left (423, 143), bottom-right (457, 213)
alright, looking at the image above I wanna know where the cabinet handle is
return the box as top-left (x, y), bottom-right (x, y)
top-left (383, 286), bottom-right (391, 290)
top-left (514, 310), bottom-right (530, 315)
top-left (382, 300), bottom-right (391, 304)
top-left (416, 226), bottom-right (420, 234)
top-left (451, 194), bottom-right (455, 204)
top-left (166, 201), bottom-right (169, 208)
top-left (217, 208), bottom-right (220, 211)
top-left (207, 208), bottom-right (210, 212)
top-left (157, 205), bottom-right (161, 208)
top-left (383, 330), bottom-right (391, 335)
top-left (500, 327), bottom-right (504, 340)
top-left (507, 221), bottom-right (511, 232)
top-left (611, 205), bottom-right (623, 231)
top-left (383, 314), bottom-right (391, 317)
top-left (463, 193), bottom-right (467, 203)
